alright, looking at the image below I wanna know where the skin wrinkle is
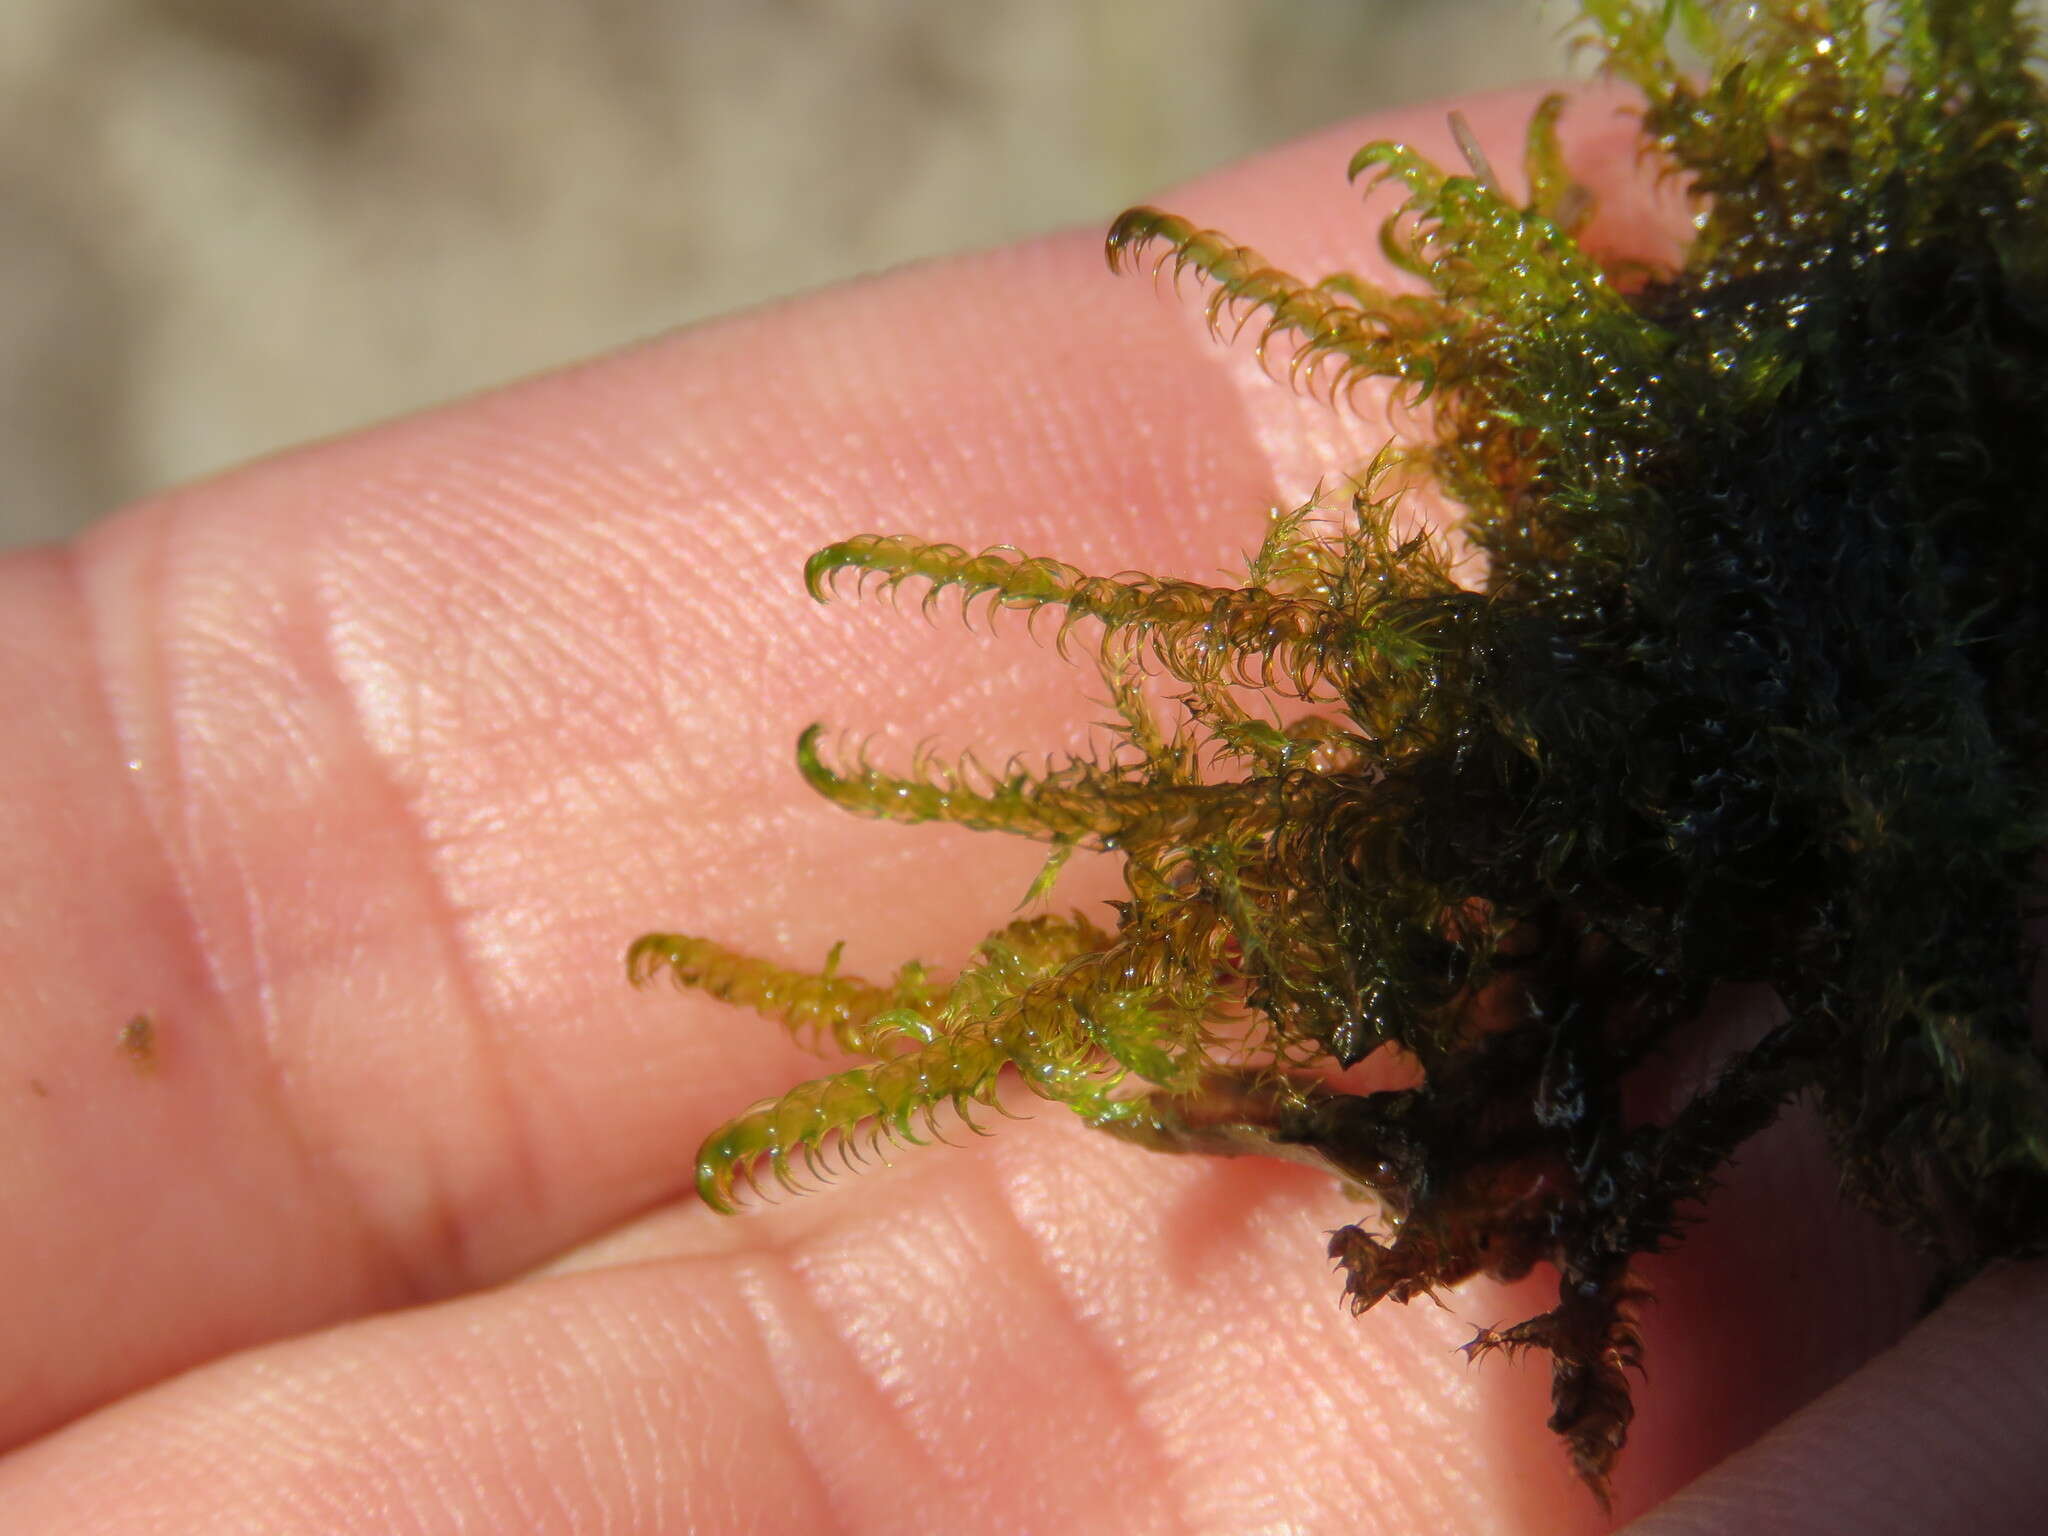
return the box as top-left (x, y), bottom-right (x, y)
top-left (313, 406), bottom-right (837, 1238)
top-left (147, 516), bottom-right (328, 1247)
top-left (168, 527), bottom-right (456, 1314)
top-left (729, 1248), bottom-right (948, 1531)
top-left (58, 520), bottom-right (432, 1420)
top-left (989, 1117), bottom-right (1488, 1533)
top-left (768, 1162), bottom-right (1180, 1532)
top-left (86, 512), bottom-right (266, 1074)
top-left (782, 1218), bottom-right (998, 1513)
top-left (308, 539), bottom-right (553, 1298)
top-left (632, 1276), bottom-right (843, 1535)
top-left (973, 1157), bottom-right (1191, 1535)
top-left (986, 1142), bottom-right (1249, 1528)
top-left (69, 528), bottom-right (212, 1010)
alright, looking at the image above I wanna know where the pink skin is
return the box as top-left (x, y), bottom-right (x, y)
top-left (0, 87), bottom-right (2041, 1533)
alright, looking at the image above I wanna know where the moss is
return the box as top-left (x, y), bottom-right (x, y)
top-left (631, 0), bottom-right (2048, 1497)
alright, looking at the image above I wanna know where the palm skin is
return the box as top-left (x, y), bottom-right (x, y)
top-left (0, 90), bottom-right (2039, 1533)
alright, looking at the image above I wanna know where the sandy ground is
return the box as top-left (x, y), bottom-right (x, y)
top-left (0, 1), bottom-right (1592, 547)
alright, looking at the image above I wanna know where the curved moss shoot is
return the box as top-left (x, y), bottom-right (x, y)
top-left (631, 0), bottom-right (2048, 1497)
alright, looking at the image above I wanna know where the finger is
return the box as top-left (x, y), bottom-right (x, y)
top-left (0, 1120), bottom-right (1605, 1535)
top-left (540, 989), bottom-right (1936, 1529)
top-left (0, 1087), bottom-right (1953, 1535)
top-left (1618, 1262), bottom-right (2048, 1536)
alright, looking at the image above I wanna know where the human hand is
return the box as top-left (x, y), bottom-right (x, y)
top-left (0, 87), bottom-right (2041, 1533)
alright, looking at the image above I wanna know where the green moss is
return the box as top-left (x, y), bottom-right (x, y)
top-left (632, 0), bottom-right (2048, 1497)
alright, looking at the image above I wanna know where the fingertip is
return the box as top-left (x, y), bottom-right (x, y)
top-left (1621, 1261), bottom-right (2048, 1536)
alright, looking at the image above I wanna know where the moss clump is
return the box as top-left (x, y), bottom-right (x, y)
top-left (630, 0), bottom-right (2048, 1496)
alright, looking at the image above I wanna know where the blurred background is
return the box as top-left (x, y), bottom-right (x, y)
top-left (0, 0), bottom-right (1592, 549)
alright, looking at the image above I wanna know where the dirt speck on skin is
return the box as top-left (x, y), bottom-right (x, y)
top-left (118, 1014), bottom-right (158, 1075)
